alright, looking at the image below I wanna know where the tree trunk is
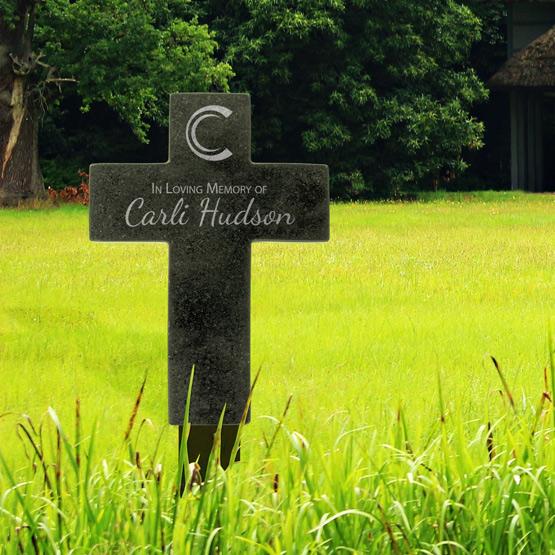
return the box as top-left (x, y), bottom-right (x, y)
top-left (0, 1), bottom-right (46, 206)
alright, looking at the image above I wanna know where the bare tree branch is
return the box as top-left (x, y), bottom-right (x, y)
top-left (45, 77), bottom-right (77, 85)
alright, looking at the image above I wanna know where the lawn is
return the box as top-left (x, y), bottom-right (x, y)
top-left (0, 191), bottom-right (554, 552)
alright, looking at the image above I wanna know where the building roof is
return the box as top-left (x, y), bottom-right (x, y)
top-left (489, 25), bottom-right (555, 89)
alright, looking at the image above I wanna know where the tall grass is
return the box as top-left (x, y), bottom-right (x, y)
top-left (0, 194), bottom-right (554, 551)
top-left (1, 347), bottom-right (555, 553)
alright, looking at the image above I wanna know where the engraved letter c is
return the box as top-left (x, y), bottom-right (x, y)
top-left (185, 105), bottom-right (233, 162)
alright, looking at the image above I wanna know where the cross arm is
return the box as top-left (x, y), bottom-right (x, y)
top-left (89, 162), bottom-right (169, 243)
top-left (248, 163), bottom-right (330, 243)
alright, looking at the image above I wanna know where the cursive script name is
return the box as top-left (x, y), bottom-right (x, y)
top-left (124, 197), bottom-right (295, 228)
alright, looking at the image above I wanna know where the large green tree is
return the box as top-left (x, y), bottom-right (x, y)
top-left (198, 0), bottom-right (488, 197)
top-left (0, 0), bottom-right (231, 205)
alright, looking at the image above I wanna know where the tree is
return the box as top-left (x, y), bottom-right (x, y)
top-left (458, 0), bottom-right (510, 189)
top-left (197, 0), bottom-right (488, 197)
top-left (0, 0), bottom-right (231, 205)
top-left (462, 0), bottom-right (506, 79)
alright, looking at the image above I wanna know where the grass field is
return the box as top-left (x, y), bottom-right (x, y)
top-left (0, 192), bottom-right (554, 552)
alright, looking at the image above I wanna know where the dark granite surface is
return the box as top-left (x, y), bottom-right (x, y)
top-left (90, 93), bottom-right (329, 425)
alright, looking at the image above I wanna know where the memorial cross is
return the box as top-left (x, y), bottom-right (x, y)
top-left (90, 93), bottom-right (329, 468)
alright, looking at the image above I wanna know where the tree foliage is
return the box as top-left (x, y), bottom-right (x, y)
top-left (2, 0), bottom-right (495, 197)
top-left (198, 0), bottom-right (488, 196)
top-left (1, 0), bottom-right (232, 141)
top-left (462, 0), bottom-right (507, 78)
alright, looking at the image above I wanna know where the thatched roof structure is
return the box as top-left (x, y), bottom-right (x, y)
top-left (489, 25), bottom-right (555, 89)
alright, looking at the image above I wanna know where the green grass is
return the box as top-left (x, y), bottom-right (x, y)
top-left (0, 192), bottom-right (554, 552)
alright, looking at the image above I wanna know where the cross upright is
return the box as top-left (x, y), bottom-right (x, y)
top-left (89, 93), bottom-right (329, 460)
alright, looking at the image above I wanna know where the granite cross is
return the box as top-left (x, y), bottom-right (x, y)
top-left (89, 93), bottom-right (329, 468)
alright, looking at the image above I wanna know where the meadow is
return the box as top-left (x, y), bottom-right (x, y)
top-left (0, 192), bottom-right (553, 552)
